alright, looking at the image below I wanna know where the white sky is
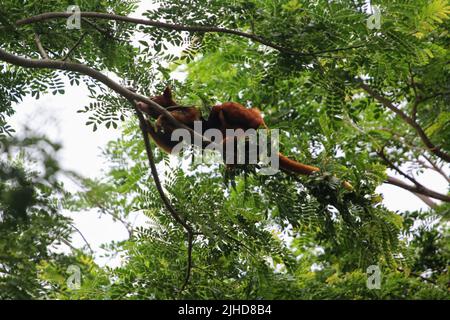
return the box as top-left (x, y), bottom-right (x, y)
top-left (5, 1), bottom-right (449, 266)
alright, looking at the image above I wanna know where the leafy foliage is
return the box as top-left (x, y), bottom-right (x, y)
top-left (0, 135), bottom-right (91, 299)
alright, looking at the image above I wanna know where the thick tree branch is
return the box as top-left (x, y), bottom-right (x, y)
top-left (0, 49), bottom-right (222, 152)
top-left (0, 48), bottom-right (200, 136)
top-left (16, 11), bottom-right (365, 57)
top-left (386, 175), bottom-right (450, 203)
top-left (413, 193), bottom-right (437, 209)
top-left (359, 81), bottom-right (450, 163)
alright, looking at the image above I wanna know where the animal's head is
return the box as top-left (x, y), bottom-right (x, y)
top-left (136, 86), bottom-right (177, 117)
top-left (151, 86), bottom-right (177, 108)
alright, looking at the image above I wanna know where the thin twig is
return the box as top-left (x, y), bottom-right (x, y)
top-left (397, 268), bottom-right (437, 285)
top-left (377, 146), bottom-right (424, 188)
top-left (179, 232), bottom-right (194, 293)
top-left (81, 18), bottom-right (110, 36)
top-left (81, 17), bottom-right (126, 42)
top-left (71, 224), bottom-right (94, 254)
top-left (33, 33), bottom-right (49, 59)
top-left (63, 32), bottom-right (88, 61)
top-left (408, 64), bottom-right (419, 122)
top-left (377, 149), bottom-right (441, 207)
top-left (423, 155), bottom-right (450, 184)
top-left (42, 46), bottom-right (61, 59)
top-left (375, 127), bottom-right (428, 153)
top-left (61, 238), bottom-right (78, 251)
top-left (344, 111), bottom-right (445, 205)
top-left (135, 111), bottom-right (191, 231)
top-left (420, 91), bottom-right (450, 102)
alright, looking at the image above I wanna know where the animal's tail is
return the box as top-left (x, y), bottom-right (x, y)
top-left (277, 153), bottom-right (353, 191)
top-left (278, 153), bottom-right (320, 175)
top-left (260, 123), bottom-right (319, 175)
top-left (260, 123), bottom-right (353, 190)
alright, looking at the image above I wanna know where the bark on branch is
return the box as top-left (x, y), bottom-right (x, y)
top-left (16, 11), bottom-right (364, 57)
top-left (0, 48), bottom-right (201, 137)
top-left (386, 175), bottom-right (450, 203)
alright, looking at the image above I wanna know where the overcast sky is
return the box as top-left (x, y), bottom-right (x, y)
top-left (6, 1), bottom-right (449, 266)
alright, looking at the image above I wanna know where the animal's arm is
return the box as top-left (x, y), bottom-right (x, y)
top-left (142, 106), bottom-right (203, 154)
top-left (145, 120), bottom-right (176, 153)
top-left (135, 86), bottom-right (203, 153)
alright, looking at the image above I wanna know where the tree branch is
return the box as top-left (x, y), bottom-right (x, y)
top-left (377, 148), bottom-right (449, 203)
top-left (63, 32), bottom-right (88, 61)
top-left (0, 49), bottom-right (221, 152)
top-left (16, 11), bottom-right (365, 57)
top-left (0, 48), bottom-right (199, 136)
top-left (81, 17), bottom-right (128, 42)
top-left (423, 155), bottom-right (450, 184)
top-left (135, 110), bottom-right (192, 231)
top-left (377, 147), bottom-right (424, 188)
top-left (397, 268), bottom-right (437, 285)
top-left (133, 104), bottom-right (195, 292)
top-left (33, 33), bottom-right (49, 59)
top-left (386, 175), bottom-right (450, 203)
top-left (179, 232), bottom-right (193, 294)
top-left (412, 193), bottom-right (437, 209)
top-left (71, 223), bottom-right (94, 254)
top-left (359, 81), bottom-right (450, 163)
top-left (408, 64), bottom-right (419, 122)
top-left (0, 47), bottom-right (205, 290)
